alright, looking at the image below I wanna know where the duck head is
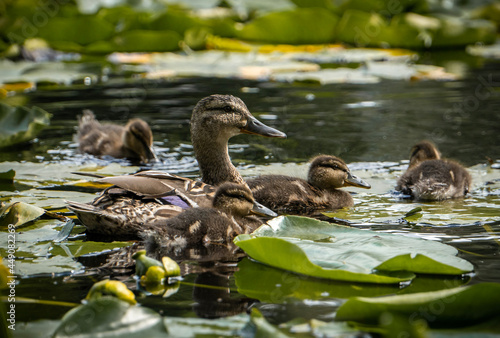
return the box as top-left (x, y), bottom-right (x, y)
top-left (122, 118), bottom-right (157, 163)
top-left (190, 94), bottom-right (286, 142)
top-left (308, 155), bottom-right (371, 190)
top-left (212, 182), bottom-right (277, 218)
top-left (408, 140), bottom-right (441, 169)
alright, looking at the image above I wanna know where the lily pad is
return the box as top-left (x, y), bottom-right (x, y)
top-left (0, 103), bottom-right (51, 149)
top-left (237, 8), bottom-right (339, 44)
top-left (0, 201), bottom-right (45, 228)
top-left (336, 283), bottom-right (500, 328)
top-left (53, 297), bottom-right (167, 337)
top-left (235, 258), bottom-right (468, 302)
top-left (234, 216), bottom-right (473, 284)
top-left (37, 16), bottom-right (115, 46)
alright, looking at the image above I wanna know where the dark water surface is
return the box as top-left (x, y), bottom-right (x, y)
top-left (2, 52), bottom-right (500, 334)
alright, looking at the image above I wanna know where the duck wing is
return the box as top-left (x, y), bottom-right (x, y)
top-left (100, 170), bottom-right (216, 208)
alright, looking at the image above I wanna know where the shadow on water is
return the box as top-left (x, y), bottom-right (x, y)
top-left (1, 53), bottom-right (500, 330)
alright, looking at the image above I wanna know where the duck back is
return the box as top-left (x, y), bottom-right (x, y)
top-left (396, 159), bottom-right (471, 200)
top-left (248, 175), bottom-right (353, 214)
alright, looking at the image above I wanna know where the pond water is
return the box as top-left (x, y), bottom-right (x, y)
top-left (2, 49), bottom-right (500, 335)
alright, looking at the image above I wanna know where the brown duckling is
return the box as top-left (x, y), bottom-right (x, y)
top-left (67, 95), bottom-right (286, 238)
top-left (142, 183), bottom-right (275, 256)
top-left (396, 140), bottom-right (471, 201)
top-left (77, 110), bottom-right (157, 163)
top-left (247, 155), bottom-right (371, 214)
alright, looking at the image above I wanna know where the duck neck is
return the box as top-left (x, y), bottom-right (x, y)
top-left (192, 135), bottom-right (245, 186)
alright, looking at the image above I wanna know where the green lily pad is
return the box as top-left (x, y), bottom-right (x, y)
top-left (336, 283), bottom-right (500, 328)
top-left (234, 216), bottom-right (473, 284)
top-left (53, 297), bottom-right (167, 337)
top-left (114, 30), bottom-right (182, 52)
top-left (0, 201), bottom-right (45, 228)
top-left (237, 8), bottom-right (339, 44)
top-left (37, 16), bottom-right (115, 46)
top-left (235, 258), bottom-right (468, 302)
top-left (0, 103), bottom-right (51, 149)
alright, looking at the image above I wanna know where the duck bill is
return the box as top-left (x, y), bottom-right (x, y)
top-left (344, 172), bottom-right (371, 189)
top-left (251, 201), bottom-right (278, 217)
top-left (241, 116), bottom-right (286, 138)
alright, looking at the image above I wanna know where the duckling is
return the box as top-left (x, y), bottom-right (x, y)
top-left (77, 110), bottom-right (157, 164)
top-left (67, 95), bottom-right (286, 238)
top-left (142, 183), bottom-right (275, 256)
top-left (247, 155), bottom-right (371, 214)
top-left (396, 140), bottom-right (471, 200)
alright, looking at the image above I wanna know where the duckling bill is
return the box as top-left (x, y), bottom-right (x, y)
top-left (142, 183), bottom-right (275, 256)
top-left (77, 110), bottom-right (157, 164)
top-left (396, 140), bottom-right (471, 201)
top-left (247, 155), bottom-right (371, 214)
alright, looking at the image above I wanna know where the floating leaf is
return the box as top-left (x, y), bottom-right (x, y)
top-left (237, 8), bottom-right (339, 44)
top-left (53, 297), bottom-right (167, 337)
top-left (51, 240), bottom-right (132, 257)
top-left (0, 201), bottom-right (45, 228)
top-left (234, 216), bottom-right (473, 284)
top-left (249, 308), bottom-right (290, 337)
top-left (0, 60), bottom-right (101, 86)
top-left (336, 283), bottom-right (500, 328)
top-left (0, 103), bottom-right (51, 149)
top-left (37, 17), bottom-right (115, 46)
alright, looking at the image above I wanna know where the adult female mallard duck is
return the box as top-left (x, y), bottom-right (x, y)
top-left (395, 140), bottom-right (471, 200)
top-left (246, 155), bottom-right (371, 214)
top-left (142, 183), bottom-right (275, 257)
top-left (66, 95), bottom-right (286, 237)
top-left (77, 110), bottom-right (157, 164)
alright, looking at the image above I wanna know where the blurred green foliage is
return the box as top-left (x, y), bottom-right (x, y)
top-left (0, 0), bottom-right (498, 54)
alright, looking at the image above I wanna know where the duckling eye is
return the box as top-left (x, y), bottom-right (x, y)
top-left (223, 105), bottom-right (233, 113)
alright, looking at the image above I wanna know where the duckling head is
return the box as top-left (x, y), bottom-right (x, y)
top-left (122, 118), bottom-right (157, 163)
top-left (212, 182), bottom-right (277, 218)
top-left (191, 94), bottom-right (286, 143)
top-left (308, 155), bottom-right (371, 190)
top-left (408, 140), bottom-right (441, 169)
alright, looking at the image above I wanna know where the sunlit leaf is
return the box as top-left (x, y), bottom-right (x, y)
top-left (37, 17), bottom-right (115, 46)
top-left (336, 283), bottom-right (500, 328)
top-left (0, 201), bottom-right (45, 228)
top-left (114, 30), bottom-right (182, 52)
top-left (237, 8), bottom-right (339, 44)
top-left (0, 60), bottom-right (101, 86)
top-left (53, 297), bottom-right (166, 337)
top-left (0, 103), bottom-right (50, 149)
top-left (234, 216), bottom-right (473, 284)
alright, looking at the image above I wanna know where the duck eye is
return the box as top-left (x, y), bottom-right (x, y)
top-left (223, 106), bottom-right (232, 113)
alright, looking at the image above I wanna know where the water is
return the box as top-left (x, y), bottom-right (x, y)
top-left (2, 51), bottom-right (500, 334)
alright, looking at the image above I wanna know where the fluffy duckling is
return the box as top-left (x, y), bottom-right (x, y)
top-left (77, 110), bottom-right (157, 164)
top-left (247, 155), bottom-right (371, 214)
top-left (67, 95), bottom-right (286, 238)
top-left (396, 140), bottom-right (471, 200)
top-left (142, 183), bottom-right (276, 255)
